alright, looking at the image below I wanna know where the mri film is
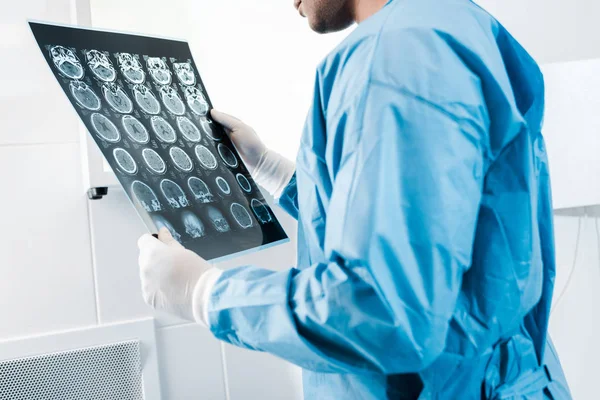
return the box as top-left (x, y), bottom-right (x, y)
top-left (188, 177), bottom-right (213, 203)
top-left (183, 86), bottom-right (209, 116)
top-left (159, 85), bottom-right (186, 115)
top-left (176, 116), bottom-right (201, 142)
top-left (152, 215), bottom-right (182, 243)
top-left (31, 21), bottom-right (288, 261)
top-left (206, 206), bottom-right (230, 233)
top-left (160, 179), bottom-right (189, 209)
top-left (113, 148), bottom-right (137, 174)
top-left (230, 203), bottom-right (253, 229)
top-left (198, 117), bottom-right (220, 141)
top-left (50, 45), bottom-right (84, 79)
top-left (90, 113), bottom-right (120, 143)
top-left (142, 148), bottom-right (167, 174)
top-left (169, 147), bottom-right (194, 172)
top-left (102, 83), bottom-right (133, 113)
top-left (86, 50), bottom-right (116, 82)
top-left (150, 116), bottom-right (177, 143)
top-left (133, 84), bottom-right (161, 115)
top-left (132, 181), bottom-right (162, 212)
top-left (117, 53), bottom-right (145, 84)
top-left (215, 176), bottom-right (231, 195)
top-left (147, 57), bottom-right (172, 85)
top-left (121, 115), bottom-right (149, 144)
top-left (174, 62), bottom-right (196, 86)
top-left (236, 173), bottom-right (252, 193)
top-left (251, 199), bottom-right (273, 224)
top-left (194, 145), bottom-right (218, 170)
top-left (218, 144), bottom-right (238, 168)
top-left (69, 81), bottom-right (101, 110)
top-left (182, 211), bottom-right (205, 238)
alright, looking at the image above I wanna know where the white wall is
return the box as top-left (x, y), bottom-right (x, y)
top-left (476, 0), bottom-right (600, 63)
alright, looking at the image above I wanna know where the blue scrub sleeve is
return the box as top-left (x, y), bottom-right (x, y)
top-left (208, 85), bottom-right (487, 374)
top-left (275, 173), bottom-right (299, 220)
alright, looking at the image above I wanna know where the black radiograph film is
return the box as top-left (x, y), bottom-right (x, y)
top-left (29, 21), bottom-right (288, 261)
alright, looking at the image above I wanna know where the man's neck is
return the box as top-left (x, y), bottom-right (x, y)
top-left (353, 0), bottom-right (390, 23)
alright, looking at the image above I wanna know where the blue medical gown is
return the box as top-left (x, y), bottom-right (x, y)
top-left (208, 0), bottom-right (572, 398)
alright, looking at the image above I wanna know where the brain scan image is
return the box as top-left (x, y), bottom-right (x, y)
top-left (181, 211), bottom-right (205, 238)
top-left (131, 181), bottom-right (162, 212)
top-left (90, 113), bottom-right (120, 143)
top-left (169, 147), bottom-right (194, 172)
top-left (230, 203), bottom-right (253, 229)
top-left (117, 53), bottom-right (145, 84)
top-left (152, 215), bottom-right (182, 243)
top-left (69, 81), bottom-right (101, 111)
top-left (217, 144), bottom-right (238, 168)
top-left (49, 45), bottom-right (84, 79)
top-left (187, 177), bottom-right (214, 203)
top-left (206, 206), bottom-right (230, 233)
top-left (102, 83), bottom-right (133, 113)
top-left (176, 116), bottom-right (201, 142)
top-left (86, 50), bottom-right (116, 82)
top-left (251, 199), bottom-right (273, 224)
top-left (194, 145), bottom-right (218, 170)
top-left (158, 86), bottom-right (186, 115)
top-left (215, 176), bottom-right (231, 195)
top-left (133, 84), bottom-right (161, 114)
top-left (236, 173), bottom-right (252, 193)
top-left (142, 148), bottom-right (166, 174)
top-left (160, 179), bottom-right (189, 209)
top-left (173, 62), bottom-right (196, 86)
top-left (150, 116), bottom-right (177, 143)
top-left (197, 117), bottom-right (220, 141)
top-left (121, 115), bottom-right (149, 144)
top-left (147, 57), bottom-right (172, 85)
top-left (113, 148), bottom-right (137, 174)
top-left (183, 86), bottom-right (209, 116)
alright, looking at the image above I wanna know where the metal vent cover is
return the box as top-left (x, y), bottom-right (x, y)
top-left (0, 340), bottom-right (144, 400)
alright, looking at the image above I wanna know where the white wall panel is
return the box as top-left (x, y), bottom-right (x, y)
top-left (156, 324), bottom-right (227, 400)
top-left (550, 214), bottom-right (600, 400)
top-left (541, 59), bottom-right (600, 209)
top-left (0, 1), bottom-right (81, 145)
top-left (0, 143), bottom-right (97, 339)
top-left (1, 0), bottom-right (72, 23)
top-left (476, 0), bottom-right (600, 64)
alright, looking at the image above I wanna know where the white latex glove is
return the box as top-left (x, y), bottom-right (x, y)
top-left (211, 109), bottom-right (295, 197)
top-left (137, 227), bottom-right (222, 324)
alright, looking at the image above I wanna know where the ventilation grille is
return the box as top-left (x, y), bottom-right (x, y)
top-left (0, 340), bottom-right (144, 400)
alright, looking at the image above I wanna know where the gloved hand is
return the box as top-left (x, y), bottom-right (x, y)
top-left (211, 109), bottom-right (295, 197)
top-left (137, 227), bottom-right (221, 323)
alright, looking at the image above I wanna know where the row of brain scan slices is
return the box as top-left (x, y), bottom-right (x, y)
top-left (91, 113), bottom-right (218, 144)
top-left (91, 112), bottom-right (221, 148)
top-left (152, 199), bottom-right (273, 242)
top-left (50, 45), bottom-right (210, 117)
top-left (132, 176), bottom-right (254, 212)
top-left (112, 143), bottom-right (237, 175)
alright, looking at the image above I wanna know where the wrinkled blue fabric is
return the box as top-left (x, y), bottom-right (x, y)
top-left (208, 0), bottom-right (572, 398)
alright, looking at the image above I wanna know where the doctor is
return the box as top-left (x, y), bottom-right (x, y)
top-left (137, 0), bottom-right (572, 398)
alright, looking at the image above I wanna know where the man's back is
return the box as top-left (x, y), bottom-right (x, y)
top-left (290, 0), bottom-right (572, 397)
